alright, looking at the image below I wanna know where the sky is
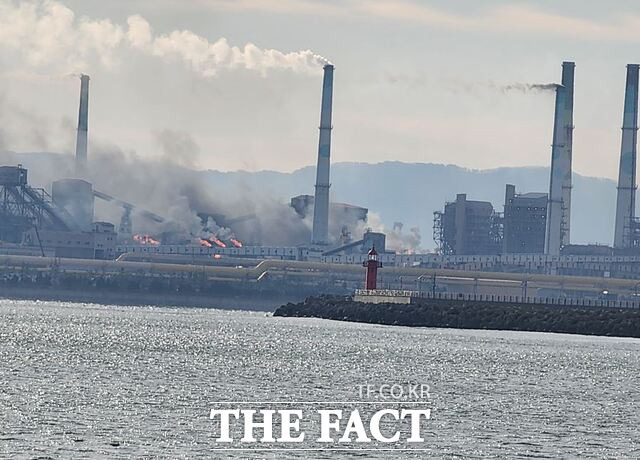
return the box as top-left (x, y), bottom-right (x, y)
top-left (1, 0), bottom-right (640, 178)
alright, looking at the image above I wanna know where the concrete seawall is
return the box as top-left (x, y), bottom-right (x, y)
top-left (0, 286), bottom-right (299, 311)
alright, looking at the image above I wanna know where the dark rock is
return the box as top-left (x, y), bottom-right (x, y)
top-left (273, 296), bottom-right (640, 339)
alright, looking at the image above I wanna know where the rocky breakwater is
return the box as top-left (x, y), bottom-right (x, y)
top-left (273, 295), bottom-right (640, 338)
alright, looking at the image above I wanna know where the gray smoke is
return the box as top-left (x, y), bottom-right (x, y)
top-left (1, 144), bottom-right (427, 251)
top-left (0, 84), bottom-right (349, 249)
top-left (224, 186), bottom-right (310, 246)
top-left (0, 142), bottom-right (311, 246)
top-left (0, 93), bottom-right (55, 151)
top-left (501, 83), bottom-right (559, 93)
top-left (155, 129), bottom-right (200, 168)
top-left (385, 73), bottom-right (559, 96)
top-left (203, 218), bottom-right (233, 240)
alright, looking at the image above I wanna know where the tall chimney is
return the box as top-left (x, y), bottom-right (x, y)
top-left (311, 64), bottom-right (334, 246)
top-left (75, 74), bottom-right (90, 175)
top-left (545, 84), bottom-right (567, 255)
top-left (613, 64), bottom-right (640, 248)
top-left (561, 61), bottom-right (575, 246)
top-left (503, 184), bottom-right (516, 254)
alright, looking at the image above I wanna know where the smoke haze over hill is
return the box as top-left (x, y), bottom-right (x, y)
top-left (0, 152), bottom-right (617, 250)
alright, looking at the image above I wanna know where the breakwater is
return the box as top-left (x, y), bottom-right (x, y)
top-left (273, 296), bottom-right (640, 338)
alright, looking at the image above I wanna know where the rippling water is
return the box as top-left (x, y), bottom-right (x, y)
top-left (1, 299), bottom-right (639, 458)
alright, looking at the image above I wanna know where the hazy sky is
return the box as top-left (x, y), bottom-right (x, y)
top-left (1, 0), bottom-right (640, 178)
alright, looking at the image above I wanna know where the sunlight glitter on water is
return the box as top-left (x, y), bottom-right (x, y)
top-left (1, 299), bottom-right (639, 458)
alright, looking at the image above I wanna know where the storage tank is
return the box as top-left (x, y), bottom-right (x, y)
top-left (52, 179), bottom-right (94, 230)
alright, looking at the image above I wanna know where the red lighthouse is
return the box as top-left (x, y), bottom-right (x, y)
top-left (363, 246), bottom-right (382, 290)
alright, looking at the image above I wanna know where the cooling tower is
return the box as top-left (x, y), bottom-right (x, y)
top-left (311, 64), bottom-right (334, 246)
top-left (613, 64), bottom-right (640, 248)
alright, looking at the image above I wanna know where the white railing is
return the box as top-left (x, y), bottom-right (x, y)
top-left (354, 289), bottom-right (640, 309)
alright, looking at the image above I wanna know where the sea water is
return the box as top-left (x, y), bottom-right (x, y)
top-left (1, 299), bottom-right (638, 458)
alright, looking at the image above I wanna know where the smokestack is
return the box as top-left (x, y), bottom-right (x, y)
top-left (311, 64), bottom-right (334, 246)
top-left (545, 84), bottom-right (567, 255)
top-left (75, 74), bottom-right (90, 175)
top-left (613, 64), bottom-right (640, 248)
top-left (503, 184), bottom-right (516, 254)
top-left (561, 61), bottom-right (575, 246)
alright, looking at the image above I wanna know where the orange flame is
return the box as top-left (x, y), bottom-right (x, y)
top-left (210, 235), bottom-right (227, 248)
top-left (133, 234), bottom-right (160, 246)
top-left (230, 238), bottom-right (243, 248)
top-left (200, 239), bottom-right (212, 248)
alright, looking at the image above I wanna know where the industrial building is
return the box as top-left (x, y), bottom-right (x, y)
top-left (0, 166), bottom-right (71, 243)
top-left (0, 165), bottom-right (118, 259)
top-left (322, 230), bottom-right (387, 256)
top-left (433, 194), bottom-right (502, 255)
top-left (503, 185), bottom-right (547, 254)
top-left (290, 194), bottom-right (368, 244)
top-left (22, 222), bottom-right (116, 259)
top-left (52, 178), bottom-right (94, 231)
top-left (291, 195), bottom-right (367, 224)
top-left (434, 187), bottom-right (547, 256)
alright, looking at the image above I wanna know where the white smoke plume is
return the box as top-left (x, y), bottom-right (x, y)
top-left (0, 0), bottom-right (329, 76)
top-left (126, 14), bottom-right (330, 77)
top-left (356, 213), bottom-right (422, 253)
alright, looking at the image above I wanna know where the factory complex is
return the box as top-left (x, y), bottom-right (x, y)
top-left (433, 63), bottom-right (640, 264)
top-left (4, 60), bottom-right (640, 303)
top-left (0, 65), bottom-right (386, 264)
